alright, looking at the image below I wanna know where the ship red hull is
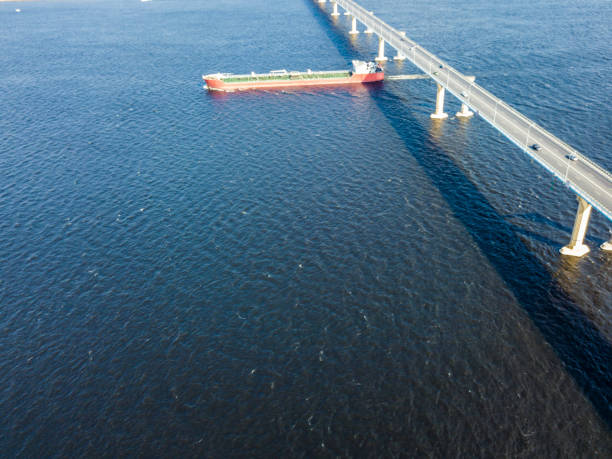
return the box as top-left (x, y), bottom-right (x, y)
top-left (204, 72), bottom-right (384, 91)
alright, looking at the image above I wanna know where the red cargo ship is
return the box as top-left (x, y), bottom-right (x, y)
top-left (203, 60), bottom-right (383, 92)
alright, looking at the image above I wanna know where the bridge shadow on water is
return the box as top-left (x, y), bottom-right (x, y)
top-left (306, 1), bottom-right (612, 427)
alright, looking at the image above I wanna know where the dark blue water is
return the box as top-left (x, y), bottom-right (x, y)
top-left (1, 0), bottom-right (610, 456)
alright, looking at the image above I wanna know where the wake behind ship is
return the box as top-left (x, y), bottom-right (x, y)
top-left (203, 60), bottom-right (383, 91)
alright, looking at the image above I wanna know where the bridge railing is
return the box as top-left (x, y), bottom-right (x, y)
top-left (331, 0), bottom-right (612, 220)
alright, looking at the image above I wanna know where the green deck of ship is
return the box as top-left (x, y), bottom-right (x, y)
top-left (222, 71), bottom-right (351, 83)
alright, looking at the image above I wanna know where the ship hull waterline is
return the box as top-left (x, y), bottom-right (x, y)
top-left (204, 72), bottom-right (384, 92)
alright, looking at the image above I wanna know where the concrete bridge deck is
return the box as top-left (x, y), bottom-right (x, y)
top-left (317, 0), bottom-right (612, 256)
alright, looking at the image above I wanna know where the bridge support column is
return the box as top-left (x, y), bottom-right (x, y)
top-left (394, 32), bottom-right (407, 60)
top-left (349, 16), bottom-right (359, 34)
top-left (430, 84), bottom-right (448, 119)
top-left (456, 103), bottom-right (474, 118)
top-left (456, 76), bottom-right (475, 118)
top-left (560, 196), bottom-right (592, 257)
top-left (331, 1), bottom-right (339, 16)
top-left (317, 0), bottom-right (326, 3)
top-left (601, 236), bottom-right (612, 252)
top-left (375, 37), bottom-right (388, 62)
top-left (344, 10), bottom-right (351, 16)
top-left (364, 12), bottom-right (374, 33)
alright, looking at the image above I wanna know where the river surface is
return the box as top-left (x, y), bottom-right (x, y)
top-left (1, 0), bottom-right (611, 456)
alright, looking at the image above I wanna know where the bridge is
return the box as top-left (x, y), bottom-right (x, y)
top-left (314, 0), bottom-right (612, 257)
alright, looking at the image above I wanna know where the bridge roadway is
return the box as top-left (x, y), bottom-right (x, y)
top-left (321, 0), bottom-right (612, 231)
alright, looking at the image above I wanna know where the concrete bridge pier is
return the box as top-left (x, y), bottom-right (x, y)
top-left (375, 37), bottom-right (388, 62)
top-left (331, 1), bottom-right (339, 16)
top-left (456, 76), bottom-right (476, 118)
top-left (560, 196), bottom-right (592, 257)
top-left (601, 236), bottom-right (612, 251)
top-left (349, 16), bottom-right (359, 34)
top-left (364, 12), bottom-right (374, 33)
top-left (456, 103), bottom-right (474, 118)
top-left (430, 84), bottom-right (448, 119)
top-left (394, 32), bottom-right (407, 60)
